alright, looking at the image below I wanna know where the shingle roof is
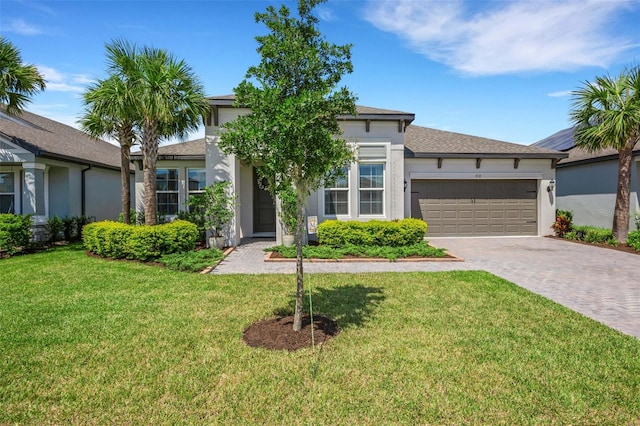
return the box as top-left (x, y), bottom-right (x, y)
top-left (0, 109), bottom-right (122, 170)
top-left (130, 138), bottom-right (205, 160)
top-left (207, 95), bottom-right (415, 120)
top-left (405, 125), bottom-right (566, 159)
top-left (532, 127), bottom-right (640, 165)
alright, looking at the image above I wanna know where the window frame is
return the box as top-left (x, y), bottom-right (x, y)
top-left (323, 167), bottom-right (350, 217)
top-left (0, 171), bottom-right (16, 214)
top-left (358, 162), bottom-right (385, 216)
top-left (186, 168), bottom-right (206, 212)
top-left (156, 168), bottom-right (179, 216)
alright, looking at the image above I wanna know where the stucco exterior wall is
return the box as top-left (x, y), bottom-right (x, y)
top-left (206, 109), bottom-right (407, 245)
top-left (404, 157), bottom-right (558, 236)
top-left (556, 158), bottom-right (640, 230)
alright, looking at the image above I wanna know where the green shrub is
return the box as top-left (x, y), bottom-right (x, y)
top-left (47, 215), bottom-right (65, 243)
top-left (627, 230), bottom-right (640, 251)
top-left (63, 215), bottom-right (92, 242)
top-left (159, 248), bottom-right (224, 272)
top-left (570, 225), bottom-right (617, 245)
top-left (83, 220), bottom-right (198, 261)
top-left (317, 218), bottom-right (427, 247)
top-left (0, 214), bottom-right (33, 256)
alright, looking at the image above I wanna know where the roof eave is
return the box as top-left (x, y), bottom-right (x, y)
top-left (405, 152), bottom-right (568, 159)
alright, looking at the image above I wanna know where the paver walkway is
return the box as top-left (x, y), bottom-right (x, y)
top-left (211, 237), bottom-right (640, 339)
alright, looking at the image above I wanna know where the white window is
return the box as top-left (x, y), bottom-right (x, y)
top-left (156, 169), bottom-right (179, 216)
top-left (359, 163), bottom-right (384, 215)
top-left (187, 168), bottom-right (206, 211)
top-left (0, 172), bottom-right (15, 214)
top-left (324, 168), bottom-right (349, 215)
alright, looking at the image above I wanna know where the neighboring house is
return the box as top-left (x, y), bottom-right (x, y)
top-left (533, 128), bottom-right (640, 230)
top-left (0, 108), bottom-right (130, 232)
top-left (134, 96), bottom-right (566, 245)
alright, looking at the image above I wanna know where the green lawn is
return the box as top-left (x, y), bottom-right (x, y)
top-left (1, 245), bottom-right (639, 425)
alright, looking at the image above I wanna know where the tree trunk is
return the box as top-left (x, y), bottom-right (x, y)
top-left (612, 143), bottom-right (634, 242)
top-left (120, 144), bottom-right (131, 224)
top-left (142, 120), bottom-right (159, 226)
top-left (292, 191), bottom-right (306, 332)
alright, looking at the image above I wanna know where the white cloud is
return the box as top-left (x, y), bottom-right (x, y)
top-left (316, 6), bottom-right (336, 22)
top-left (37, 66), bottom-right (86, 93)
top-left (547, 90), bottom-right (572, 98)
top-left (364, 0), bottom-right (637, 76)
top-left (4, 18), bottom-right (43, 35)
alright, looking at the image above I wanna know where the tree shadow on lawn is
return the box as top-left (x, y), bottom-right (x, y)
top-left (245, 283), bottom-right (385, 351)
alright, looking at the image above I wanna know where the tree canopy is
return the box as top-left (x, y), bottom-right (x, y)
top-left (219, 0), bottom-right (357, 331)
top-left (0, 36), bottom-right (46, 115)
top-left (570, 66), bottom-right (640, 242)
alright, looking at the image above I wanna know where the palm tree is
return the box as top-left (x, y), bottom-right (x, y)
top-left (116, 44), bottom-right (208, 225)
top-left (0, 36), bottom-right (46, 115)
top-left (84, 40), bottom-right (208, 226)
top-left (570, 66), bottom-right (640, 242)
top-left (79, 74), bottom-right (137, 224)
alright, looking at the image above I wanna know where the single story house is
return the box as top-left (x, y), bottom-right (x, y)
top-left (533, 128), bottom-right (640, 230)
top-left (134, 96), bottom-right (566, 245)
top-left (0, 108), bottom-right (130, 234)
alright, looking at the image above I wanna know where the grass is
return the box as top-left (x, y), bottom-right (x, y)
top-left (266, 241), bottom-right (447, 260)
top-left (1, 244), bottom-right (639, 424)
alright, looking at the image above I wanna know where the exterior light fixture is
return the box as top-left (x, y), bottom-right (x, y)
top-left (404, 180), bottom-right (408, 192)
top-left (547, 179), bottom-right (555, 192)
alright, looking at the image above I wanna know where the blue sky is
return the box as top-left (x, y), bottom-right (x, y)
top-left (2, 0), bottom-right (639, 145)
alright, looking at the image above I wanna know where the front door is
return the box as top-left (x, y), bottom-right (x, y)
top-left (253, 170), bottom-right (276, 234)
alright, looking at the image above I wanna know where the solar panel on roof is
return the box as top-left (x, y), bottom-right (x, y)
top-left (531, 128), bottom-right (575, 151)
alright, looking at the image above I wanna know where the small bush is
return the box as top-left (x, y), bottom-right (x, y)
top-left (552, 210), bottom-right (573, 237)
top-left (627, 230), bottom-right (640, 251)
top-left (83, 220), bottom-right (199, 261)
top-left (0, 214), bottom-right (33, 256)
top-left (47, 215), bottom-right (65, 243)
top-left (317, 218), bottom-right (427, 247)
top-left (159, 248), bottom-right (224, 272)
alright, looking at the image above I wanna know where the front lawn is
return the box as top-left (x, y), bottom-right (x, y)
top-left (1, 245), bottom-right (639, 424)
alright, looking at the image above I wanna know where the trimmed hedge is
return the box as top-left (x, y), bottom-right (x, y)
top-left (317, 218), bottom-right (427, 247)
top-left (83, 220), bottom-right (199, 261)
top-left (0, 214), bottom-right (32, 256)
top-left (628, 230), bottom-right (640, 251)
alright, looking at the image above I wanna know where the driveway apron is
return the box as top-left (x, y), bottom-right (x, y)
top-left (211, 237), bottom-right (640, 339)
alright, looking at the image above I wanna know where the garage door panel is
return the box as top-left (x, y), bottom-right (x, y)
top-left (411, 179), bottom-right (538, 237)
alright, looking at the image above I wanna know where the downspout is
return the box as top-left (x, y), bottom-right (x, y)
top-left (81, 165), bottom-right (92, 216)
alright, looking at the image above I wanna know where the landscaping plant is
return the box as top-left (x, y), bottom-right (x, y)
top-left (551, 209), bottom-right (573, 237)
top-left (219, 0), bottom-right (357, 331)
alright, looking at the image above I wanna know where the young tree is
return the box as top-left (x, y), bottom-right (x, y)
top-left (0, 36), bottom-right (46, 115)
top-left (219, 0), bottom-right (356, 331)
top-left (570, 66), bottom-right (640, 242)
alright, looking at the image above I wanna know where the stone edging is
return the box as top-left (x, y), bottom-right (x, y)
top-left (263, 251), bottom-right (464, 263)
top-left (200, 246), bottom-right (236, 274)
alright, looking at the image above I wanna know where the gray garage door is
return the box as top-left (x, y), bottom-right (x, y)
top-left (411, 179), bottom-right (538, 237)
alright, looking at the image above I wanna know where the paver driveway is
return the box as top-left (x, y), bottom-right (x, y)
top-left (212, 237), bottom-right (640, 339)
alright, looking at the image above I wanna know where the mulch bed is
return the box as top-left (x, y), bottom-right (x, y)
top-left (547, 236), bottom-right (639, 256)
top-left (243, 314), bottom-right (339, 351)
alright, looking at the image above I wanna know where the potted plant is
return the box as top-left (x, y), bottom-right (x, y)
top-left (279, 186), bottom-right (298, 247)
top-left (202, 181), bottom-right (236, 249)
